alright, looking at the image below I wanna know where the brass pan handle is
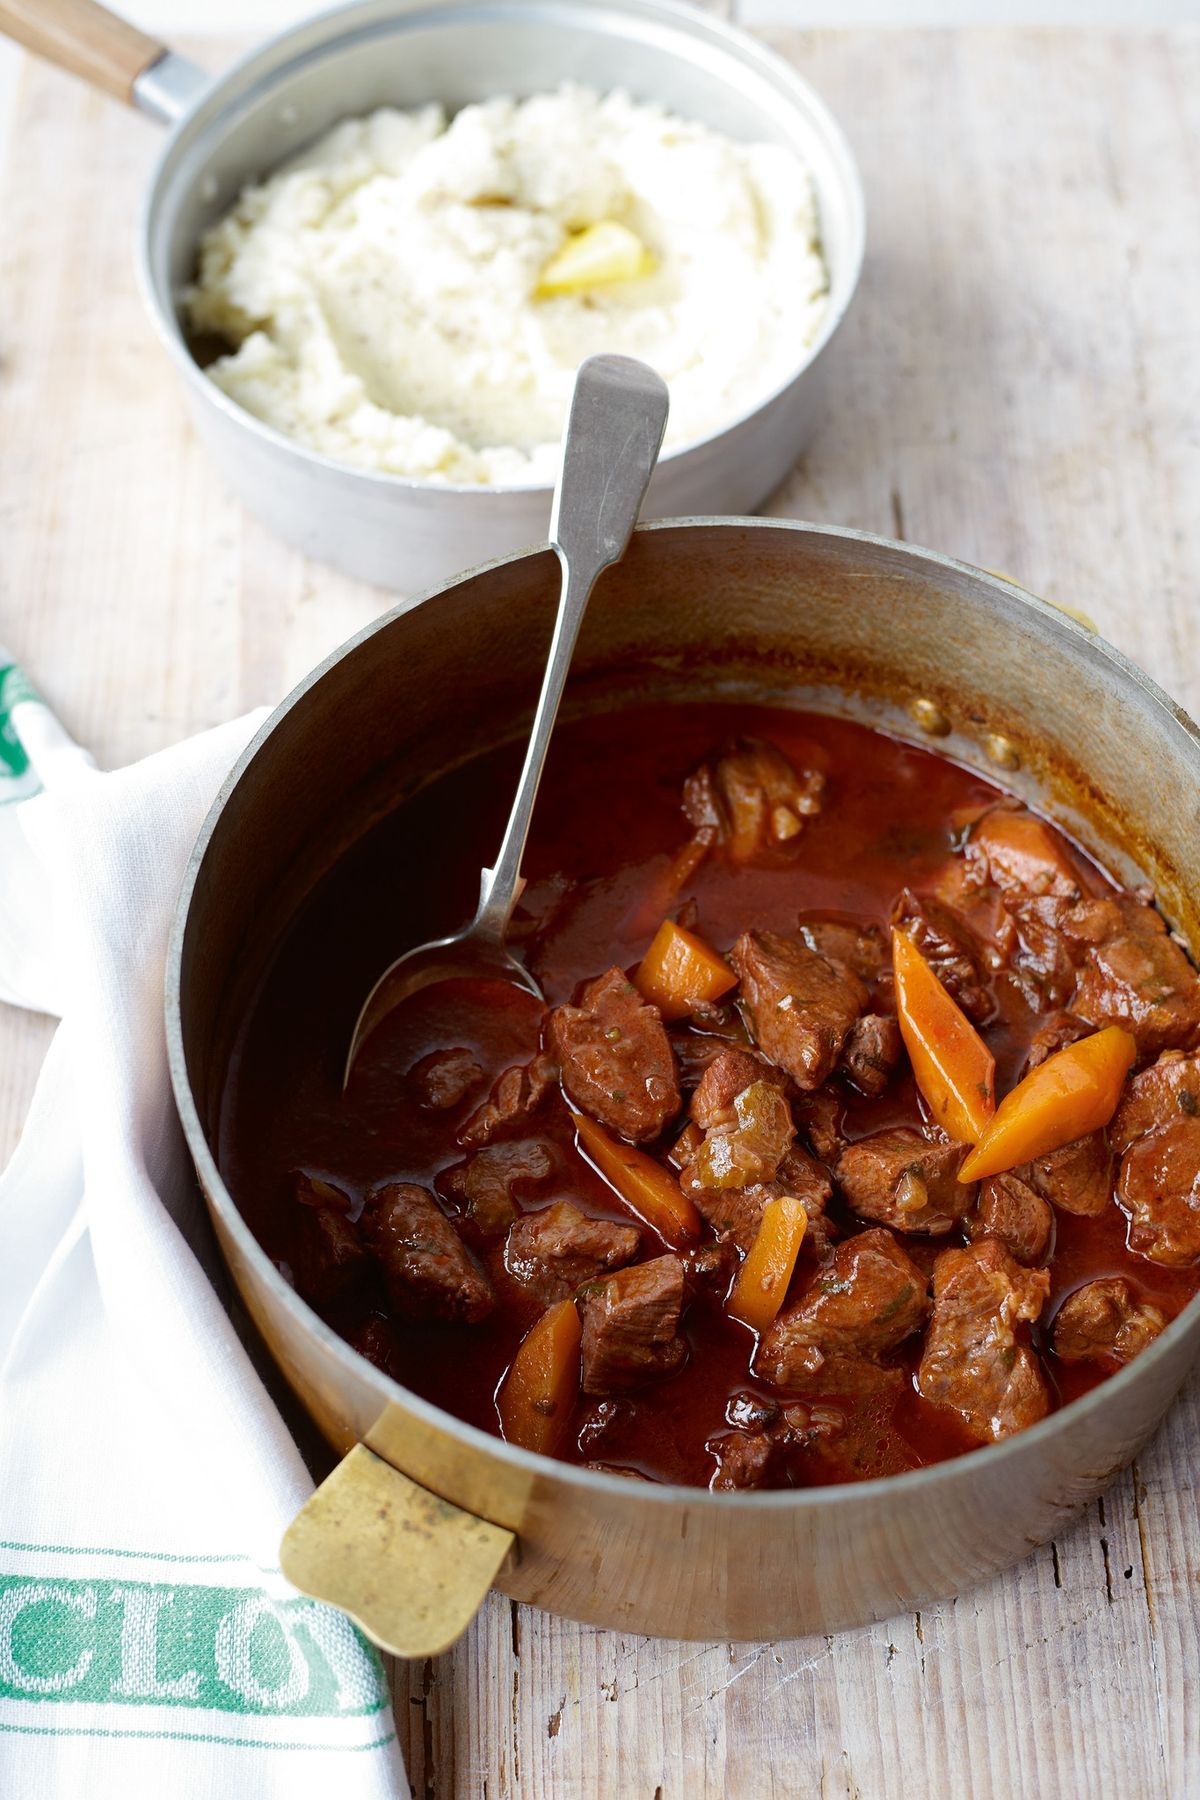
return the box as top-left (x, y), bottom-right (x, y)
top-left (281, 1445), bottom-right (515, 1659)
top-left (0, 0), bottom-right (165, 107)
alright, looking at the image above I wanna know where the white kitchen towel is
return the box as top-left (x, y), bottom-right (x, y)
top-left (0, 672), bottom-right (406, 1798)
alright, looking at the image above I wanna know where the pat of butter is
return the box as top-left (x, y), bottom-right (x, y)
top-left (536, 221), bottom-right (653, 296)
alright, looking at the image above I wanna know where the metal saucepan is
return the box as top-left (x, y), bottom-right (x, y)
top-left (167, 518), bottom-right (1200, 1654)
top-left (0, 0), bottom-right (865, 593)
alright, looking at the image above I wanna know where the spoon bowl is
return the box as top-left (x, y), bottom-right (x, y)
top-left (344, 932), bottom-right (543, 1086)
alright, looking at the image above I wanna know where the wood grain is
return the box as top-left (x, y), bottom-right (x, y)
top-left (0, 21), bottom-right (1198, 1800)
top-left (0, 0), bottom-right (163, 107)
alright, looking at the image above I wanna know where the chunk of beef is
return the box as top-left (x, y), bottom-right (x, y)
top-left (840, 1013), bottom-right (904, 1098)
top-left (1023, 1011), bottom-right (1092, 1074)
top-left (440, 1139), bottom-right (554, 1235)
top-left (932, 817), bottom-right (1084, 1008)
top-left (731, 929), bottom-right (868, 1090)
top-left (681, 1239), bottom-right (738, 1301)
top-left (1062, 895), bottom-right (1200, 1057)
top-left (756, 1228), bottom-right (929, 1388)
top-left (1006, 896), bottom-right (1078, 1009)
top-left (1021, 1132), bottom-right (1112, 1217)
top-left (670, 1029), bottom-right (743, 1088)
top-left (579, 1255), bottom-right (688, 1394)
top-left (504, 1202), bottom-right (640, 1305)
top-left (290, 1203), bottom-right (368, 1310)
top-left (547, 968), bottom-right (680, 1144)
top-left (1051, 1277), bottom-right (1166, 1365)
top-left (966, 1173), bottom-right (1053, 1265)
top-left (1117, 1114), bottom-right (1200, 1265)
top-left (777, 1144), bottom-right (836, 1219)
top-left (797, 918), bottom-right (889, 986)
top-left (346, 1316), bottom-right (403, 1381)
top-left (684, 1080), bottom-right (795, 1191)
top-left (575, 1397), bottom-right (636, 1457)
top-left (360, 1182), bottom-right (494, 1323)
top-left (708, 1398), bottom-right (847, 1491)
top-left (748, 1146), bottom-right (840, 1258)
top-left (686, 1184), bottom-right (771, 1254)
top-left (781, 1398), bottom-right (848, 1438)
top-left (963, 803), bottom-right (1087, 901)
top-left (793, 1089), bottom-right (846, 1164)
top-left (933, 857), bottom-right (1020, 962)
top-left (761, 1353), bottom-right (909, 1401)
top-left (684, 1144), bottom-right (833, 1256)
top-left (409, 1047), bottom-right (483, 1112)
top-left (689, 1048), bottom-right (790, 1130)
top-left (685, 1000), bottom-right (749, 1044)
top-left (683, 736), bottom-right (824, 865)
top-left (1111, 1049), bottom-right (1200, 1153)
top-left (459, 1050), bottom-right (559, 1149)
top-left (916, 1239), bottom-right (1050, 1442)
top-left (891, 891), bottom-right (993, 1023)
top-left (835, 1127), bottom-right (975, 1235)
top-left (709, 1429), bottom-right (778, 1490)
top-left (725, 1391), bottom-right (781, 1432)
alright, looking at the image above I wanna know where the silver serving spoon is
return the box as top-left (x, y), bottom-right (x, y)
top-left (344, 353), bottom-right (670, 1086)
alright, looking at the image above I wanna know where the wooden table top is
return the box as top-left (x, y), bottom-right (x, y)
top-left (1, 18), bottom-right (1198, 1797)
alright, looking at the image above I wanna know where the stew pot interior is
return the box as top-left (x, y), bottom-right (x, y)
top-left (168, 519), bottom-right (1200, 1643)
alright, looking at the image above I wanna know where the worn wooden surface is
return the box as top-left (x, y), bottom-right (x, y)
top-left (1, 21), bottom-right (1199, 1799)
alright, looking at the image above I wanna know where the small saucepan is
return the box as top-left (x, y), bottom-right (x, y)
top-left (0, 0), bottom-right (865, 591)
top-left (167, 518), bottom-right (1200, 1653)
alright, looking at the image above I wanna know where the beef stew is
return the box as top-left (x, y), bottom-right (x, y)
top-left (220, 705), bottom-right (1200, 1491)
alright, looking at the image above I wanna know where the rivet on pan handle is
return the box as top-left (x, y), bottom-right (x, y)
top-left (281, 1445), bottom-right (515, 1659)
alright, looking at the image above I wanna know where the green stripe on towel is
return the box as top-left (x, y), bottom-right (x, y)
top-left (0, 1573), bottom-right (388, 1718)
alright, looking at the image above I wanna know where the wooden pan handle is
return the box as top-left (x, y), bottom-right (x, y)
top-left (0, 0), bottom-right (165, 106)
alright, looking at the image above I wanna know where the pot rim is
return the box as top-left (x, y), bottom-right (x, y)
top-left (166, 515), bottom-right (1200, 1515)
top-left (135, 0), bottom-right (866, 499)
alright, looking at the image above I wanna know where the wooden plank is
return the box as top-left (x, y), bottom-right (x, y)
top-left (759, 28), bottom-right (1200, 715)
top-left (0, 23), bottom-right (1198, 1800)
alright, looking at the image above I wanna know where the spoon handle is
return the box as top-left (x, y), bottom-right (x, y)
top-left (474, 354), bottom-right (669, 942)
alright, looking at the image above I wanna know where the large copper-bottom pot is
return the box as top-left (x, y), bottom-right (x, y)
top-left (167, 520), bottom-right (1200, 1653)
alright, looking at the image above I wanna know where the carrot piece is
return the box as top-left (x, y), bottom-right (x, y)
top-left (958, 1025), bottom-right (1136, 1183)
top-left (892, 928), bottom-right (996, 1144)
top-left (634, 918), bottom-right (737, 1020)
top-left (571, 1111), bottom-right (701, 1248)
top-left (496, 1298), bottom-right (582, 1456)
top-left (728, 1195), bottom-right (808, 1333)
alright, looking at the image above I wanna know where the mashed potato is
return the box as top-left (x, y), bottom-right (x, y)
top-left (187, 86), bottom-right (829, 485)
